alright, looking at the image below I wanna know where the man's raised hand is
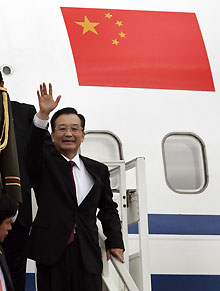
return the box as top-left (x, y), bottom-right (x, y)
top-left (37, 83), bottom-right (61, 120)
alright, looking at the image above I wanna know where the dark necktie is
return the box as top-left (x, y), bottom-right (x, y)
top-left (67, 161), bottom-right (76, 245)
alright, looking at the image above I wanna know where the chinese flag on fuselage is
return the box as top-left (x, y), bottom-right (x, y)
top-left (61, 7), bottom-right (215, 91)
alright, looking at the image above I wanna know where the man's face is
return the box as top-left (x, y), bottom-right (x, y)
top-left (51, 114), bottom-right (85, 159)
top-left (0, 218), bottom-right (12, 243)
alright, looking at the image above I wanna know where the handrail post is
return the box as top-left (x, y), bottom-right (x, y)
top-left (135, 157), bottom-right (151, 290)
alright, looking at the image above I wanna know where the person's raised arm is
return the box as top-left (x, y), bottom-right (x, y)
top-left (36, 83), bottom-right (61, 120)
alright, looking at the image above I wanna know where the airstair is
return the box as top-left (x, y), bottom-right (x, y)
top-left (80, 130), bottom-right (152, 291)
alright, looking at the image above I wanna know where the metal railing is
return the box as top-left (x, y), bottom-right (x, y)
top-left (100, 158), bottom-right (151, 291)
top-left (99, 229), bottom-right (139, 291)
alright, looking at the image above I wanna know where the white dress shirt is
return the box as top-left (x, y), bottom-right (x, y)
top-left (33, 114), bottom-right (94, 205)
top-left (0, 265), bottom-right (7, 291)
top-left (62, 154), bottom-right (94, 205)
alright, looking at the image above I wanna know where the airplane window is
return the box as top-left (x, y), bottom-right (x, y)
top-left (80, 131), bottom-right (123, 161)
top-left (162, 133), bottom-right (208, 194)
top-left (79, 130), bottom-right (123, 190)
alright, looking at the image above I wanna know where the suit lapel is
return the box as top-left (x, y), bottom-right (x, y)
top-left (50, 149), bottom-right (78, 205)
top-left (80, 155), bottom-right (103, 183)
top-left (78, 155), bottom-right (105, 206)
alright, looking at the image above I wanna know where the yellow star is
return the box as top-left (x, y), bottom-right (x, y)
top-left (116, 20), bottom-right (123, 27)
top-left (119, 31), bottom-right (126, 38)
top-left (75, 16), bottom-right (99, 35)
top-left (105, 13), bottom-right (112, 19)
top-left (112, 39), bottom-right (119, 46)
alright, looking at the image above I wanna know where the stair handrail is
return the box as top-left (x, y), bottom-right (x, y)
top-left (99, 230), bottom-right (140, 291)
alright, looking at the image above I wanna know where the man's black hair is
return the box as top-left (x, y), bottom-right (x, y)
top-left (0, 71), bottom-right (3, 83)
top-left (50, 107), bottom-right (85, 132)
top-left (0, 195), bottom-right (18, 224)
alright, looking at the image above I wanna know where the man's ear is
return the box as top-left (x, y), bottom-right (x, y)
top-left (81, 131), bottom-right (85, 142)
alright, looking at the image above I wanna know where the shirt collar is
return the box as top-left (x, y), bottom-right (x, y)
top-left (61, 153), bottom-right (81, 169)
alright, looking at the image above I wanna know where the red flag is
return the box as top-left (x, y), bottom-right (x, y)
top-left (61, 7), bottom-right (215, 91)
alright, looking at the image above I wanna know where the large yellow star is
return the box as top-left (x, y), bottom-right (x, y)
top-left (75, 16), bottom-right (99, 35)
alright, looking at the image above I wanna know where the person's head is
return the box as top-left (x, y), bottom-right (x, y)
top-left (0, 195), bottom-right (17, 243)
top-left (50, 107), bottom-right (85, 159)
top-left (0, 71), bottom-right (4, 87)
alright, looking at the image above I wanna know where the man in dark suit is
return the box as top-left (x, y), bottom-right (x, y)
top-left (1, 71), bottom-right (36, 291)
top-left (0, 195), bottom-right (18, 291)
top-left (25, 83), bottom-right (124, 291)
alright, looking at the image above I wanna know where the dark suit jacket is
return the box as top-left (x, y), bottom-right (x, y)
top-left (0, 245), bottom-right (14, 291)
top-left (25, 125), bottom-right (124, 275)
top-left (11, 101), bottom-right (36, 227)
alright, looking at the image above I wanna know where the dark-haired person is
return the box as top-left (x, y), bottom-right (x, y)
top-left (1, 71), bottom-right (36, 291)
top-left (0, 195), bottom-right (18, 291)
top-left (25, 83), bottom-right (124, 291)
